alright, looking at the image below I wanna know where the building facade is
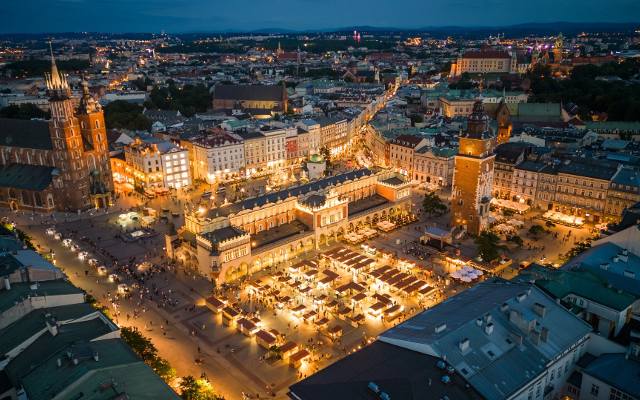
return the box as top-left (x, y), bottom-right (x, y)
top-left (168, 169), bottom-right (413, 283)
top-left (0, 54), bottom-right (112, 212)
top-left (191, 130), bottom-right (245, 183)
top-left (124, 138), bottom-right (191, 190)
top-left (450, 49), bottom-right (518, 76)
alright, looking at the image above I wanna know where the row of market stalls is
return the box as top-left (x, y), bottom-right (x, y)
top-left (343, 227), bottom-right (379, 244)
top-left (542, 210), bottom-right (585, 227)
top-left (204, 295), bottom-right (311, 368)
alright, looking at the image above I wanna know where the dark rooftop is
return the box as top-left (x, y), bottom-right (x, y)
top-left (214, 84), bottom-right (285, 102)
top-left (0, 118), bottom-right (52, 150)
top-left (288, 341), bottom-right (483, 400)
top-left (252, 220), bottom-right (309, 249)
top-left (348, 194), bottom-right (389, 217)
top-left (212, 169), bottom-right (373, 217)
top-left (0, 163), bottom-right (56, 191)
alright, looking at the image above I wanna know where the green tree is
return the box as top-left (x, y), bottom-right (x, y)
top-left (508, 235), bottom-right (524, 247)
top-left (475, 231), bottom-right (504, 262)
top-left (179, 376), bottom-right (199, 400)
top-left (148, 83), bottom-right (211, 117)
top-left (120, 326), bottom-right (158, 362)
top-left (120, 327), bottom-right (175, 381)
top-left (0, 104), bottom-right (50, 120)
top-left (104, 100), bottom-right (151, 131)
top-left (179, 376), bottom-right (224, 400)
top-left (319, 146), bottom-right (331, 169)
top-left (528, 224), bottom-right (545, 237)
top-left (422, 191), bottom-right (447, 216)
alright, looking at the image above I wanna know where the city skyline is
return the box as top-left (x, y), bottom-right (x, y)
top-left (2, 0), bottom-right (639, 33)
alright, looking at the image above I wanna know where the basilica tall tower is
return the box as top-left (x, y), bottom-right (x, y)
top-left (451, 100), bottom-right (496, 236)
top-left (46, 45), bottom-right (92, 210)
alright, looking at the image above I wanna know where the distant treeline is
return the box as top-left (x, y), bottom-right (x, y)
top-left (3, 58), bottom-right (90, 77)
top-left (157, 38), bottom-right (397, 54)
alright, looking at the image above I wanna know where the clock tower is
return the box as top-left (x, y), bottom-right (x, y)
top-left (451, 100), bottom-right (496, 236)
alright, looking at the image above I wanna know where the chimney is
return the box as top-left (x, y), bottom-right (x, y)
top-left (56, 358), bottom-right (62, 368)
top-left (516, 292), bottom-right (527, 302)
top-left (600, 263), bottom-right (609, 270)
top-left (72, 358), bottom-right (79, 366)
top-left (484, 322), bottom-right (494, 335)
top-left (533, 302), bottom-right (547, 318)
top-left (619, 251), bottom-right (629, 263)
top-left (458, 338), bottom-right (470, 352)
top-left (484, 313), bottom-right (492, 324)
top-left (435, 323), bottom-right (447, 333)
top-left (476, 318), bottom-right (483, 327)
top-left (531, 330), bottom-right (541, 345)
top-left (93, 352), bottom-right (99, 362)
top-left (540, 327), bottom-right (549, 342)
top-left (509, 332), bottom-right (524, 346)
top-left (3, 278), bottom-right (10, 291)
top-left (500, 302), bottom-right (509, 312)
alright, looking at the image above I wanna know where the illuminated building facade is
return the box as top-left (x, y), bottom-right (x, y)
top-left (0, 50), bottom-right (112, 212)
top-left (451, 100), bottom-right (497, 235)
top-left (450, 49), bottom-right (518, 76)
top-left (191, 130), bottom-right (245, 183)
top-left (168, 169), bottom-right (413, 283)
top-left (124, 138), bottom-right (191, 190)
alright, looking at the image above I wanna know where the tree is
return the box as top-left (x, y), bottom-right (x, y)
top-left (121, 327), bottom-right (158, 362)
top-left (422, 191), bottom-right (447, 216)
top-left (561, 239), bottom-right (593, 262)
top-left (508, 235), bottom-right (524, 247)
top-left (319, 146), bottom-right (331, 169)
top-left (475, 231), bottom-right (504, 262)
top-left (121, 327), bottom-right (175, 381)
top-left (528, 224), bottom-right (545, 237)
top-left (179, 376), bottom-right (224, 400)
top-left (179, 376), bottom-right (199, 400)
top-left (104, 100), bottom-right (151, 131)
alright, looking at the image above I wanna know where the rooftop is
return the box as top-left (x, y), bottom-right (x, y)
top-left (21, 339), bottom-right (180, 400)
top-left (562, 242), bottom-right (640, 296)
top-left (289, 341), bottom-right (483, 400)
top-left (380, 279), bottom-right (591, 399)
top-left (0, 280), bottom-right (84, 314)
top-left (0, 163), bottom-right (56, 191)
top-left (211, 169), bottom-right (373, 217)
top-left (0, 118), bottom-right (52, 150)
top-left (582, 353), bottom-right (640, 398)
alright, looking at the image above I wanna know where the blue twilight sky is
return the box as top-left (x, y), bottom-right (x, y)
top-left (1, 0), bottom-right (639, 33)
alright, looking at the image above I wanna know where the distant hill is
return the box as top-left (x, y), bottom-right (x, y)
top-left (0, 22), bottom-right (637, 39)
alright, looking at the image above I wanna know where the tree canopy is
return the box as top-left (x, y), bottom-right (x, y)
top-left (104, 100), bottom-right (151, 131)
top-left (120, 327), bottom-right (175, 382)
top-left (422, 191), bottom-right (447, 216)
top-left (527, 59), bottom-right (640, 121)
top-left (148, 82), bottom-right (211, 117)
top-left (475, 231), bottom-right (504, 262)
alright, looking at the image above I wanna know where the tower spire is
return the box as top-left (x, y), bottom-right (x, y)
top-left (45, 40), bottom-right (70, 97)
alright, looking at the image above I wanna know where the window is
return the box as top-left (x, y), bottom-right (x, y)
top-left (591, 384), bottom-right (600, 396)
top-left (609, 388), bottom-right (633, 400)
